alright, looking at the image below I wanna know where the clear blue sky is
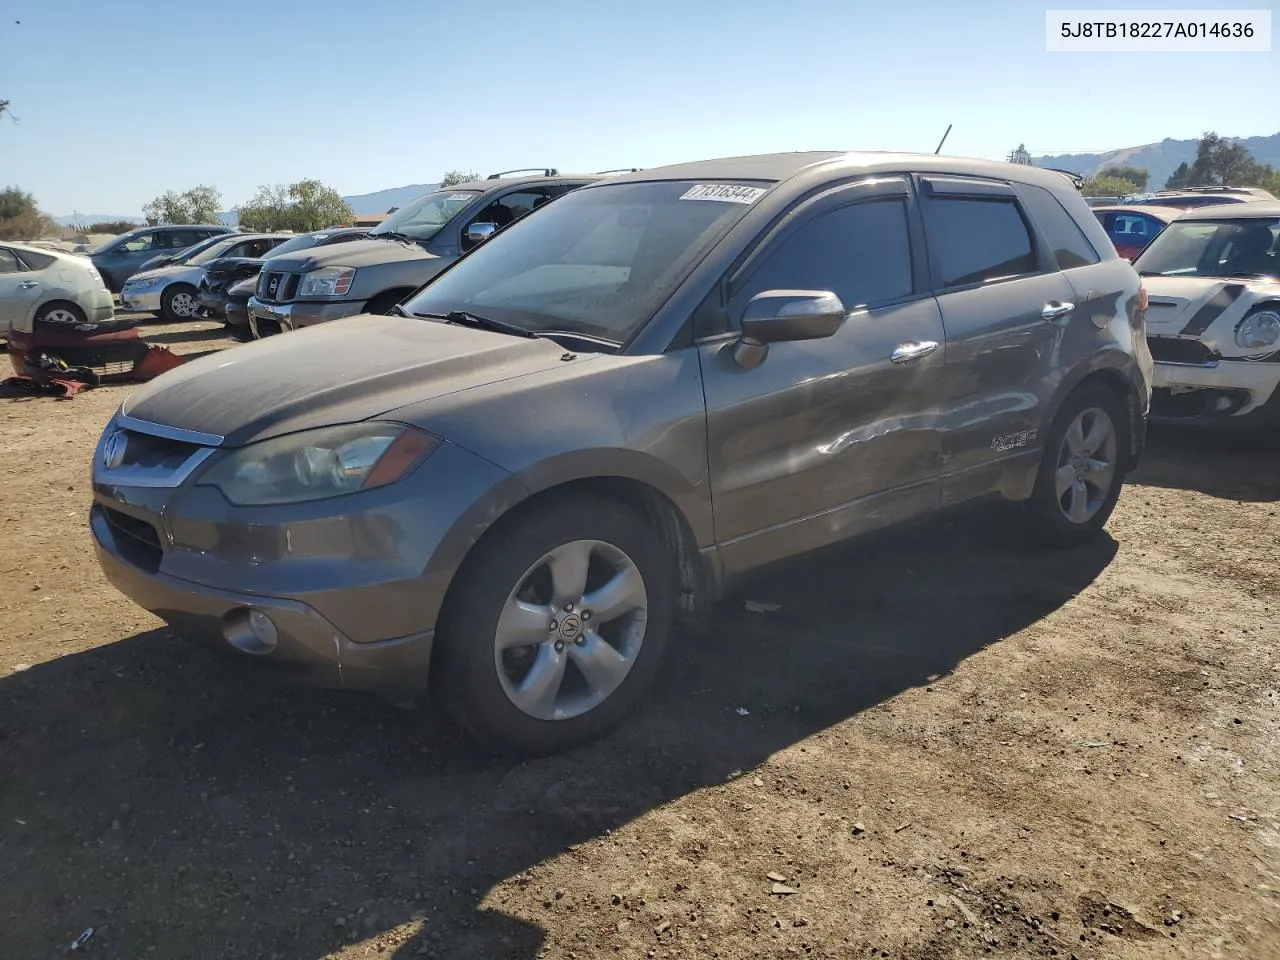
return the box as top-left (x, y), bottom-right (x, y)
top-left (0, 0), bottom-right (1274, 216)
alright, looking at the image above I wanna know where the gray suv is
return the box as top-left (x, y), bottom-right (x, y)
top-left (91, 152), bottom-right (1152, 756)
top-left (246, 169), bottom-right (621, 333)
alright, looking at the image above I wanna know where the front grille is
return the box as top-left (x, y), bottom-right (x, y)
top-left (100, 505), bottom-right (163, 572)
top-left (116, 430), bottom-right (201, 471)
top-left (258, 271), bottom-right (299, 303)
top-left (1147, 336), bottom-right (1217, 366)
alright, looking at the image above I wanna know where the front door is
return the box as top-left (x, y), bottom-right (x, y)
top-left (698, 176), bottom-right (946, 576)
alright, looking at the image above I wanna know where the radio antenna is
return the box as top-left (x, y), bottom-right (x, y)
top-left (934, 124), bottom-right (953, 155)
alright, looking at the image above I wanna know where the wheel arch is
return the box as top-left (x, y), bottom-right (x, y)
top-left (1044, 353), bottom-right (1146, 471)
top-left (30, 297), bottom-right (87, 325)
top-left (427, 461), bottom-right (720, 646)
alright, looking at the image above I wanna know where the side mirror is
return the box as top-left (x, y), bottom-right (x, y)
top-left (464, 221), bottom-right (497, 245)
top-left (740, 290), bottom-right (847, 345)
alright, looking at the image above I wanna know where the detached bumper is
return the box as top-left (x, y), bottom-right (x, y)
top-left (91, 505), bottom-right (433, 699)
top-left (1151, 359), bottom-right (1280, 417)
top-left (247, 296), bottom-right (365, 337)
top-left (197, 289), bottom-right (231, 318)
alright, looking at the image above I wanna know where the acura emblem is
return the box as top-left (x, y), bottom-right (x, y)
top-left (102, 430), bottom-right (127, 470)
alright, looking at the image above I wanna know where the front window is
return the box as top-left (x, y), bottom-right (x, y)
top-left (403, 179), bottom-right (768, 344)
top-left (1135, 218), bottom-right (1280, 279)
top-left (370, 190), bottom-right (480, 242)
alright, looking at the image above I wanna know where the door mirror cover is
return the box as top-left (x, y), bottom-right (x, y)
top-left (739, 290), bottom-right (847, 345)
top-left (464, 222), bottom-right (498, 245)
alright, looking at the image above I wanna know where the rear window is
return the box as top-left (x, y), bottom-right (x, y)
top-left (924, 197), bottom-right (1039, 288)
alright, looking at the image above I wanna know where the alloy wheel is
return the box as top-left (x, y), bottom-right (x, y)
top-left (494, 539), bottom-right (648, 721)
top-left (1054, 406), bottom-right (1117, 524)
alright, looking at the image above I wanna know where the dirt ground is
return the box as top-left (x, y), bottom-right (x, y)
top-left (1, 318), bottom-right (1277, 960)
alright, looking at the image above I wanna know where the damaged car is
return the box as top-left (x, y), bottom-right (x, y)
top-left (91, 152), bottom-right (1150, 755)
top-left (1136, 202), bottom-right (1280, 421)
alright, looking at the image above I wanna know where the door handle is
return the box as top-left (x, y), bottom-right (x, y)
top-left (890, 340), bottom-right (939, 364)
top-left (1041, 301), bottom-right (1074, 321)
top-left (18, 280), bottom-right (40, 289)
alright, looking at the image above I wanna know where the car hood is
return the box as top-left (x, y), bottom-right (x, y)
top-left (120, 314), bottom-right (574, 447)
top-left (1143, 275), bottom-right (1279, 338)
top-left (265, 237), bottom-right (437, 272)
top-left (127, 264), bottom-right (203, 284)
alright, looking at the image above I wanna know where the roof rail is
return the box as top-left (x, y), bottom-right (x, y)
top-left (1042, 167), bottom-right (1085, 190)
top-left (594, 168), bottom-right (641, 175)
top-left (486, 168), bottom-right (558, 179)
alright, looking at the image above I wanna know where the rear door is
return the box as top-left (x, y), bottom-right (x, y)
top-left (699, 176), bottom-right (947, 571)
top-left (919, 176), bottom-right (1078, 497)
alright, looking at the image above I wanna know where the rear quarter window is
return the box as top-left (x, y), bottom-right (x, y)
top-left (1019, 185), bottom-right (1100, 269)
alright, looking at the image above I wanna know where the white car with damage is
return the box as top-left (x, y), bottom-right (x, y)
top-left (1134, 202), bottom-right (1280, 420)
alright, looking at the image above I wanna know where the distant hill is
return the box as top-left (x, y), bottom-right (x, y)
top-left (343, 183), bottom-right (440, 214)
top-left (53, 183), bottom-right (441, 228)
top-left (1035, 132), bottom-right (1280, 189)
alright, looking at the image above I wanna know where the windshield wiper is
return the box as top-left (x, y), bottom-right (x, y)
top-left (1137, 270), bottom-right (1166, 277)
top-left (370, 231), bottom-right (417, 245)
top-left (410, 309), bottom-right (539, 339)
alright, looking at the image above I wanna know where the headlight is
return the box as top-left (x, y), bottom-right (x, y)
top-left (198, 423), bottom-right (438, 505)
top-left (127, 277), bottom-right (162, 289)
top-left (1236, 310), bottom-right (1280, 351)
top-left (297, 266), bottom-right (355, 298)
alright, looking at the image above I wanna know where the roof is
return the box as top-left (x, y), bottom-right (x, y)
top-left (600, 151), bottom-right (1083, 192)
top-left (1175, 201), bottom-right (1280, 221)
top-left (1089, 204), bottom-right (1183, 218)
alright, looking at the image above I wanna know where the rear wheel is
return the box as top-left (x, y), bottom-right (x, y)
top-left (35, 302), bottom-right (87, 326)
top-left (160, 284), bottom-right (199, 322)
top-left (1024, 384), bottom-right (1128, 548)
top-left (433, 495), bottom-right (674, 756)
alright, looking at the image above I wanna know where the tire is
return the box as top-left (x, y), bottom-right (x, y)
top-left (160, 284), bottom-right (200, 322)
top-left (34, 301), bottom-right (87, 326)
top-left (433, 494), bottom-right (675, 756)
top-left (1023, 384), bottom-right (1129, 548)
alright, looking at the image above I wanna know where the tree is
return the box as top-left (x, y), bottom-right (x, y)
top-left (1164, 162), bottom-right (1191, 190)
top-left (236, 179), bottom-right (353, 232)
top-left (84, 219), bottom-right (142, 235)
top-left (1082, 174), bottom-right (1143, 197)
top-left (441, 169), bottom-right (479, 187)
top-left (1104, 166), bottom-right (1149, 191)
top-left (1006, 144), bottom-right (1033, 166)
top-left (1187, 132), bottom-right (1271, 188)
top-left (143, 184), bottom-right (223, 225)
top-left (0, 186), bottom-right (55, 240)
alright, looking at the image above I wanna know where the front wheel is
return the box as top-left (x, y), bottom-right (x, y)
top-left (160, 284), bottom-right (200, 322)
top-left (433, 495), bottom-right (675, 756)
top-left (1023, 384), bottom-right (1129, 548)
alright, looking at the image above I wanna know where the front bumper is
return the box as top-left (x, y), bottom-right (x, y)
top-left (247, 296), bottom-right (365, 337)
top-left (197, 289), bottom-right (231, 318)
top-left (120, 286), bottom-right (163, 313)
top-left (91, 504), bottom-right (433, 699)
top-left (1151, 358), bottom-right (1280, 417)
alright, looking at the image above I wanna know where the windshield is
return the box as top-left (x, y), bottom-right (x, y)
top-left (1135, 217), bottom-right (1280, 279)
top-left (184, 237), bottom-right (241, 265)
top-left (371, 190), bottom-right (480, 241)
top-left (263, 233), bottom-right (326, 258)
top-left (173, 235), bottom-right (233, 263)
top-left (403, 180), bottom-right (768, 344)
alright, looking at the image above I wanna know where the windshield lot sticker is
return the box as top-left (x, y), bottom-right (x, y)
top-left (680, 184), bottom-right (767, 204)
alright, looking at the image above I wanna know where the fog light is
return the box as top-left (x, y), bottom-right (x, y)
top-left (249, 609), bottom-right (278, 648)
top-left (224, 607), bottom-right (279, 655)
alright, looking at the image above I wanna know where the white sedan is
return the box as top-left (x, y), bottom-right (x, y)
top-left (1136, 202), bottom-right (1280, 421)
top-left (0, 241), bottom-right (114, 339)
